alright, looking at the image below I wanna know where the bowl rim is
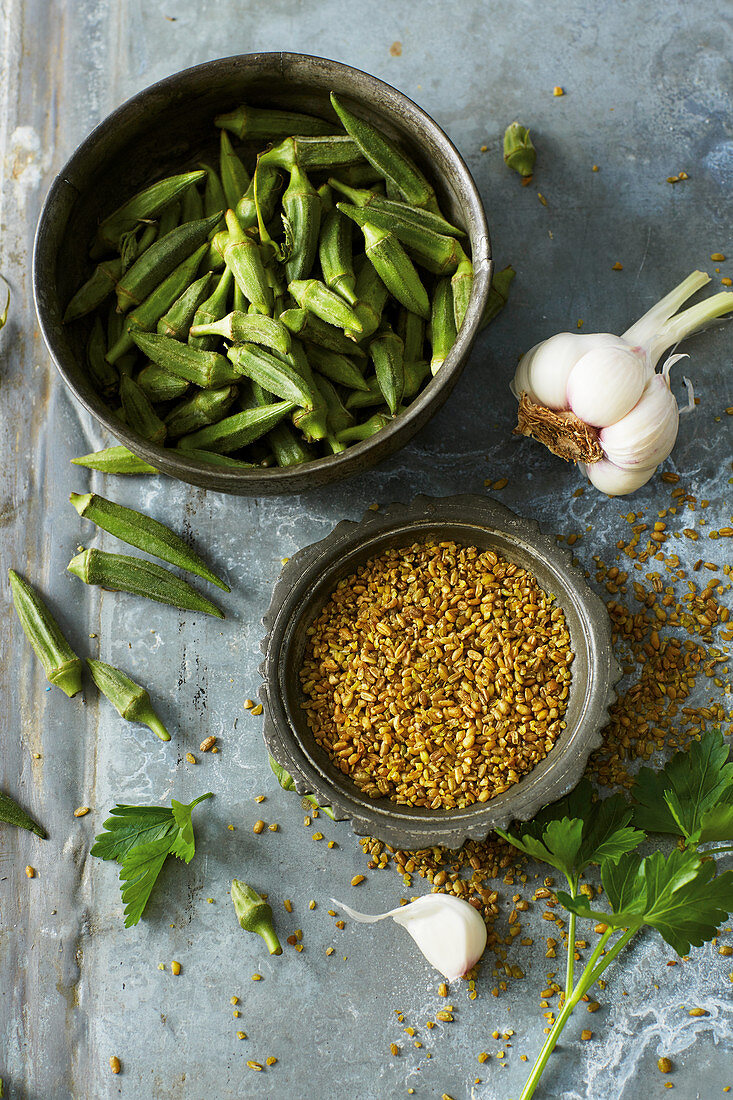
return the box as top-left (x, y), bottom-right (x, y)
top-left (259, 493), bottom-right (621, 849)
top-left (33, 52), bottom-right (492, 495)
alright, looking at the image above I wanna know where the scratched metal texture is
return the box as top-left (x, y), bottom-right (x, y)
top-left (1, 1), bottom-right (732, 1098)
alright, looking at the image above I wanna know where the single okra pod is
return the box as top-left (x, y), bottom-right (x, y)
top-left (215, 104), bottom-right (336, 141)
top-left (288, 278), bottom-right (362, 334)
top-left (223, 210), bottom-right (272, 316)
top-left (219, 130), bottom-right (251, 208)
top-left (86, 316), bottom-right (118, 398)
top-left (338, 201), bottom-right (462, 274)
top-left (0, 791), bottom-right (47, 838)
top-left (120, 375), bottom-right (167, 444)
top-left (63, 257), bottom-right (123, 323)
top-left (345, 374), bottom-right (385, 411)
top-left (91, 170), bottom-right (206, 256)
top-left (236, 168), bottom-right (282, 231)
top-left (87, 658), bottom-right (171, 741)
top-left (328, 180), bottom-right (465, 237)
top-left (189, 311), bottom-right (291, 355)
top-left (503, 122), bottom-right (536, 178)
top-left (257, 135), bottom-right (362, 174)
top-left (131, 330), bottom-right (239, 388)
top-left (349, 255), bottom-right (390, 341)
top-left (9, 569), bottom-right (83, 698)
top-left (68, 549), bottom-right (224, 619)
top-left (182, 449), bottom-right (256, 468)
top-left (156, 272), bottom-right (213, 340)
top-left (317, 182), bottom-right (334, 216)
top-left (106, 245), bottom-right (208, 363)
top-left (115, 212), bottom-right (222, 313)
top-left (227, 344), bottom-right (320, 413)
top-left (189, 268), bottom-right (234, 350)
top-left (267, 421), bottom-right (314, 467)
top-left (430, 277), bottom-right (458, 375)
top-left (281, 164), bottom-right (321, 283)
top-left (327, 162), bottom-right (385, 188)
top-left (71, 446), bottom-right (157, 475)
top-left (336, 411), bottom-right (391, 442)
top-left (203, 228), bottom-right (228, 273)
top-left (231, 879), bottom-right (283, 955)
top-left (314, 373), bottom-right (353, 447)
top-left (285, 339), bottom-right (329, 442)
top-left (319, 208), bottom-right (357, 304)
top-left (480, 265), bottom-right (515, 330)
top-left (177, 401), bottom-right (295, 454)
top-left (403, 358), bottom-right (430, 399)
top-left (157, 201), bottom-right (181, 240)
top-left (181, 179), bottom-right (204, 223)
top-left (279, 308), bottom-right (367, 357)
top-left (307, 344), bottom-right (368, 391)
top-left (200, 162), bottom-right (227, 224)
top-left (164, 385), bottom-right (238, 440)
top-left (451, 248), bottom-right (474, 331)
top-left (360, 220), bottom-right (429, 318)
top-left (330, 93), bottom-right (440, 212)
top-left (137, 363), bottom-right (190, 403)
top-left (397, 309), bottom-right (425, 364)
top-left (370, 330), bottom-right (405, 414)
top-left (71, 492), bottom-right (230, 591)
top-left (119, 222), bottom-right (159, 273)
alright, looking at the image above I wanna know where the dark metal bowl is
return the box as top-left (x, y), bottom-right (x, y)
top-left (33, 53), bottom-right (491, 496)
top-left (260, 495), bottom-right (620, 849)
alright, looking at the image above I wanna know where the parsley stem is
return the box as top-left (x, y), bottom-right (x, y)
top-left (564, 875), bottom-right (579, 996)
top-left (704, 845), bottom-right (733, 856)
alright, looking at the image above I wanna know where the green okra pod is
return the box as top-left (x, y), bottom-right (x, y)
top-left (86, 316), bottom-right (118, 398)
top-left (288, 278), bottom-right (362, 334)
top-left (137, 363), bottom-right (190, 403)
top-left (131, 330), bottom-right (239, 388)
top-left (71, 446), bottom-right (157, 475)
top-left (164, 385), bottom-right (238, 440)
top-left (256, 135), bottom-right (362, 174)
top-left (189, 310), bottom-right (291, 354)
top-left (223, 210), bottom-right (272, 316)
top-left (236, 168), bottom-right (282, 231)
top-left (115, 212), bottom-right (222, 313)
top-left (177, 401), bottom-right (295, 454)
top-left (219, 130), bottom-right (251, 208)
top-left (370, 330), bottom-right (405, 415)
top-left (307, 344), bottom-right (368, 391)
top-left (279, 308), bottom-right (367, 357)
top-left (67, 549), bottom-right (224, 619)
top-left (227, 344), bottom-right (321, 413)
top-left (86, 659), bottom-right (171, 741)
top-left (267, 421), bottom-right (314, 467)
top-left (503, 122), bottom-right (536, 178)
top-left (8, 569), bottom-right (83, 698)
top-left (156, 272), bottom-right (213, 340)
top-left (451, 248), bottom-right (474, 331)
top-left (314, 373), bottom-right (352, 452)
top-left (328, 180), bottom-right (465, 237)
top-left (203, 228), bottom-right (228, 273)
top-left (106, 245), bottom-right (207, 363)
top-left (0, 791), bottom-right (47, 838)
top-left (119, 375), bottom-right (167, 444)
top-left (348, 255), bottom-right (390, 342)
top-left (344, 374), bottom-right (385, 411)
top-left (91, 170), bottom-right (206, 255)
top-left (480, 264), bottom-right (515, 329)
top-left (285, 338), bottom-right (329, 442)
top-left (397, 309), bottom-right (425, 365)
top-left (70, 492), bottom-right (230, 591)
top-left (231, 879), bottom-right (283, 955)
top-left (181, 449), bottom-right (256, 468)
top-left (200, 162), bottom-right (227, 224)
top-left (318, 207), bottom-right (357, 304)
top-left (63, 257), bottom-right (123, 323)
top-left (430, 277), bottom-right (458, 375)
top-left (281, 165), bottom-right (321, 283)
top-left (336, 410), bottom-right (391, 442)
top-left (338, 201), bottom-right (463, 274)
top-left (317, 182), bottom-right (334, 216)
top-left (403, 358), bottom-right (430, 399)
top-left (156, 201), bottom-right (181, 240)
top-left (326, 162), bottom-right (385, 188)
top-left (215, 104), bottom-right (335, 141)
top-left (330, 93), bottom-right (440, 212)
top-left (181, 180), bottom-right (204, 223)
top-left (359, 220), bottom-right (429, 318)
top-left (189, 268), bottom-right (233, 350)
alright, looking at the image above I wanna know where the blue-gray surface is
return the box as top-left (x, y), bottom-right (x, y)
top-left (1, 1), bottom-right (732, 1098)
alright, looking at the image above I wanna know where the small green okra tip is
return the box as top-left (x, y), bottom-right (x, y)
top-left (9, 569), bottom-right (83, 698)
top-left (0, 791), bottom-right (47, 838)
top-left (87, 659), bottom-right (171, 741)
top-left (231, 879), bottom-right (283, 956)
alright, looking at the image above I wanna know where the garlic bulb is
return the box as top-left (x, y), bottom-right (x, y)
top-left (511, 271), bottom-right (732, 495)
top-left (334, 893), bottom-right (487, 981)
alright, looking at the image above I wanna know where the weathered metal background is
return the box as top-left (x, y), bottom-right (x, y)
top-left (1, 1), bottom-right (732, 1097)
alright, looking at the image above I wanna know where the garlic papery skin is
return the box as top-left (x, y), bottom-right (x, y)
top-left (600, 373), bottom-right (679, 470)
top-left (585, 458), bottom-right (658, 495)
top-left (334, 894), bottom-right (488, 981)
top-left (566, 344), bottom-right (652, 428)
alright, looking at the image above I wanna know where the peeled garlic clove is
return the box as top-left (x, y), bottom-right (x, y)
top-left (585, 458), bottom-right (657, 495)
top-left (526, 332), bottom-right (621, 410)
top-left (335, 893), bottom-right (487, 981)
top-left (567, 344), bottom-right (650, 427)
top-left (600, 374), bottom-right (679, 470)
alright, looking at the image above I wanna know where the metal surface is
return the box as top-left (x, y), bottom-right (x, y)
top-left (33, 53), bottom-right (492, 495)
top-left (1, 2), bottom-right (732, 1098)
top-left (261, 493), bottom-right (619, 848)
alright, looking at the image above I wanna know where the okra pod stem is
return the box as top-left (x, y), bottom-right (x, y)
top-left (71, 446), bottom-right (157, 475)
top-left (231, 879), bottom-right (283, 955)
top-left (177, 401), bottom-right (295, 454)
top-left (9, 569), bottom-right (83, 698)
top-left (91, 169), bottom-right (206, 255)
top-left (67, 549), bottom-right (225, 619)
top-left (215, 104), bottom-right (335, 141)
top-left (87, 659), bottom-right (170, 741)
top-left (70, 492), bottom-right (230, 591)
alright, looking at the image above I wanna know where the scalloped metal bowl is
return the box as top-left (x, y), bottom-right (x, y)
top-left (33, 52), bottom-right (491, 496)
top-left (260, 494), bottom-right (620, 849)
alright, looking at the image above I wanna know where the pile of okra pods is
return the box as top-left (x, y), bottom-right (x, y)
top-left (64, 97), bottom-right (509, 470)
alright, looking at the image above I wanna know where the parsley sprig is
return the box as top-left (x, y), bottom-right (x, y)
top-left (91, 793), bottom-right (213, 927)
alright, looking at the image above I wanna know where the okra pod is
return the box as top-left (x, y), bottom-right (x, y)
top-left (119, 375), bottom-right (167, 444)
top-left (0, 791), bottom-right (47, 838)
top-left (319, 208), bottom-right (357, 304)
top-left (231, 878), bottom-right (283, 955)
top-left (215, 104), bottom-right (335, 141)
top-left (360, 220), bottom-right (429, 318)
top-left (71, 492), bottom-right (230, 591)
top-left (227, 343), bottom-right (321, 413)
top-left (63, 257), bottom-right (123, 323)
top-left (164, 385), bottom-right (238, 440)
top-left (68, 548), bottom-right (224, 619)
top-left (137, 363), bottom-right (190, 403)
top-left (336, 411), bottom-right (391, 442)
top-left (200, 162), bottom-right (227, 224)
top-left (285, 339), bottom-right (329, 442)
top-left (330, 94), bottom-right (439, 212)
top-left (177, 401), bottom-right (295, 454)
top-left (451, 248), bottom-right (474, 330)
top-left (279, 308), bottom-right (367, 357)
top-left (348, 255), bottom-right (390, 341)
top-left (430, 277), bottom-right (458, 375)
top-left (9, 569), bottom-right (83, 698)
top-left (220, 130), bottom-right (251, 208)
top-left (236, 168), bottom-right (281, 230)
top-left (87, 659), bottom-right (170, 741)
top-left (91, 169), bottom-right (206, 255)
top-left (314, 373), bottom-right (352, 452)
top-left (257, 135), bottom-right (363, 174)
top-left (338, 201), bottom-right (462, 274)
top-left (327, 162), bottom-right (385, 188)
top-left (131, 330), bottom-right (239, 388)
top-left (267, 421), bottom-right (314, 467)
top-left (403, 358), bottom-right (430, 399)
top-left (189, 311), bottom-right (291, 354)
top-left (370, 330), bottom-right (405, 414)
top-left (86, 316), bottom-right (118, 398)
top-left (288, 278), bottom-right (362, 334)
top-left (156, 272), bottom-right (213, 340)
top-left (480, 265), bottom-right (515, 330)
top-left (204, 228), bottom-right (228, 272)
top-left (181, 449), bottom-right (256, 468)
top-left (344, 374), bottom-right (385, 411)
top-left (181, 180), bottom-right (204, 223)
top-left (224, 210), bottom-right (272, 316)
top-left (328, 180), bottom-right (465, 237)
top-left (307, 344), bottom-right (367, 391)
top-left (71, 446), bottom-right (157, 475)
top-left (317, 182), bottom-right (334, 216)
top-left (282, 165), bottom-right (321, 283)
top-left (189, 268), bottom-right (233, 350)
top-left (115, 212), bottom-right (222, 313)
top-left (157, 201), bottom-right (181, 240)
top-left (397, 309), bottom-right (425, 365)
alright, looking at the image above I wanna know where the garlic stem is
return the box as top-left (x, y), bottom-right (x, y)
top-left (647, 291), bottom-right (733, 367)
top-left (622, 270), bottom-right (710, 348)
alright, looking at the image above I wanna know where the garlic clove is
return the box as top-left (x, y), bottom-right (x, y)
top-left (585, 458), bottom-right (657, 495)
top-left (334, 893), bottom-right (487, 981)
top-left (526, 332), bottom-right (621, 410)
top-left (566, 343), bottom-right (651, 427)
top-left (510, 342), bottom-right (542, 402)
top-left (600, 374), bottom-right (679, 470)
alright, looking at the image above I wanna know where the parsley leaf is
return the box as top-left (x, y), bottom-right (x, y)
top-left (632, 729), bottom-right (733, 843)
top-left (92, 792), bottom-right (212, 927)
top-left (269, 755), bottom-right (336, 820)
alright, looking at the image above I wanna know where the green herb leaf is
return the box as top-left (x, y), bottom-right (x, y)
top-left (119, 836), bottom-right (173, 928)
top-left (90, 805), bottom-right (177, 861)
top-left (269, 755), bottom-right (296, 791)
top-left (169, 793), bottom-right (214, 863)
top-left (632, 729), bottom-right (733, 843)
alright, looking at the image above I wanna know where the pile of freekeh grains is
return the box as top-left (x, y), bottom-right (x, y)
top-left (299, 540), bottom-right (574, 809)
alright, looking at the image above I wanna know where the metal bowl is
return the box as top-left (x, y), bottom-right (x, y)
top-left (33, 53), bottom-right (491, 496)
top-left (260, 494), bottom-right (620, 849)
